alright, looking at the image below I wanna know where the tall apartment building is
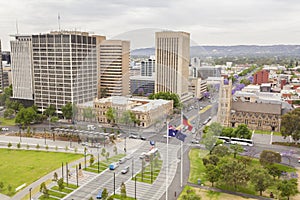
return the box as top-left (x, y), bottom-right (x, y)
top-left (31, 31), bottom-right (105, 113)
top-left (10, 35), bottom-right (34, 105)
top-left (141, 58), bottom-right (155, 77)
top-left (253, 69), bottom-right (269, 85)
top-left (155, 31), bottom-right (190, 100)
top-left (99, 40), bottom-right (130, 98)
top-left (0, 40), bottom-right (3, 89)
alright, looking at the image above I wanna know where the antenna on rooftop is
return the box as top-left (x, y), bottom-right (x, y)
top-left (58, 13), bottom-right (61, 32)
top-left (16, 20), bottom-right (19, 34)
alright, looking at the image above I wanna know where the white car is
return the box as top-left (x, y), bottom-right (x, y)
top-left (1, 127), bottom-right (9, 131)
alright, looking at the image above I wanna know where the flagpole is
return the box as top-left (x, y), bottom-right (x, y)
top-left (166, 120), bottom-right (169, 200)
top-left (181, 111), bottom-right (183, 188)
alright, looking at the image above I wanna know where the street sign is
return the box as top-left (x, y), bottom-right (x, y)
top-left (150, 141), bottom-right (155, 146)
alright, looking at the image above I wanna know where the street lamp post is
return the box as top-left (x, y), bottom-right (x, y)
top-left (113, 172), bottom-right (116, 195)
top-left (29, 187), bottom-right (32, 200)
top-left (84, 148), bottom-right (87, 169)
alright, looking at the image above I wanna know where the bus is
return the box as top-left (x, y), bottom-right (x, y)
top-left (217, 136), bottom-right (231, 144)
top-left (145, 148), bottom-right (158, 162)
top-left (230, 137), bottom-right (254, 146)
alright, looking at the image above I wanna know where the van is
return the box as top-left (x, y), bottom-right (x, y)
top-left (119, 158), bottom-right (127, 164)
top-left (109, 162), bottom-right (119, 170)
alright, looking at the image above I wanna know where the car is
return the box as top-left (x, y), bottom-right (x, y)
top-left (1, 127), bottom-right (9, 131)
top-left (109, 162), bottom-right (119, 170)
top-left (121, 166), bottom-right (130, 174)
top-left (191, 139), bottom-right (200, 144)
top-left (140, 136), bottom-right (146, 140)
top-left (96, 189), bottom-right (103, 199)
top-left (119, 157), bottom-right (127, 164)
top-left (129, 134), bottom-right (138, 139)
top-left (139, 152), bottom-right (146, 159)
top-left (199, 107), bottom-right (203, 110)
top-left (298, 158), bottom-right (300, 163)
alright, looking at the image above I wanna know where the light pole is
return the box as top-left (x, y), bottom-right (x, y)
top-left (113, 172), bottom-right (116, 195)
top-left (29, 187), bottom-right (32, 200)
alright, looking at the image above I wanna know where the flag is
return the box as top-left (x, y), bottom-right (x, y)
top-left (168, 125), bottom-right (178, 137)
top-left (175, 131), bottom-right (187, 142)
top-left (183, 114), bottom-right (193, 131)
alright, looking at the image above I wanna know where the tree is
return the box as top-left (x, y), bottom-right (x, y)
top-left (230, 144), bottom-right (244, 158)
top-left (250, 168), bottom-right (272, 196)
top-left (233, 124), bottom-right (251, 139)
top-left (44, 105), bottom-right (56, 117)
top-left (148, 91), bottom-right (181, 108)
top-left (106, 107), bottom-right (116, 124)
top-left (120, 182), bottom-right (127, 198)
top-left (280, 108), bottom-right (300, 143)
top-left (61, 102), bottom-right (73, 120)
top-left (222, 127), bottom-right (234, 137)
top-left (113, 145), bottom-right (118, 155)
top-left (57, 178), bottom-right (64, 191)
top-left (7, 184), bottom-right (12, 195)
top-left (102, 188), bottom-right (108, 199)
top-left (53, 172), bottom-right (58, 181)
top-left (7, 142), bottom-right (12, 148)
top-left (202, 155), bottom-right (220, 167)
top-left (83, 107), bottom-right (95, 122)
top-left (90, 154), bottom-right (95, 166)
top-left (220, 160), bottom-right (249, 190)
top-left (40, 182), bottom-right (49, 198)
top-left (15, 107), bottom-right (38, 126)
top-left (277, 179), bottom-right (298, 200)
top-left (105, 152), bottom-right (110, 161)
top-left (240, 78), bottom-right (251, 86)
top-left (101, 148), bottom-right (106, 158)
top-left (205, 164), bottom-right (221, 187)
top-left (100, 87), bottom-right (108, 98)
top-left (266, 164), bottom-right (282, 180)
top-left (17, 143), bottom-right (21, 149)
top-left (0, 182), bottom-right (4, 192)
top-left (212, 145), bottom-right (230, 157)
top-left (4, 108), bottom-right (14, 119)
top-left (259, 150), bottom-right (281, 166)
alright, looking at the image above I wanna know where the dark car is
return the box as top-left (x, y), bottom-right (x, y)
top-left (140, 136), bottom-right (146, 140)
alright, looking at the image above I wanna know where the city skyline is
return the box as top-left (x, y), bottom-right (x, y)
top-left (1, 0), bottom-right (300, 50)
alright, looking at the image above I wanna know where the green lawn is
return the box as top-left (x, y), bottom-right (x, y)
top-left (110, 194), bottom-right (136, 200)
top-left (0, 117), bottom-right (16, 126)
top-left (133, 160), bottom-right (163, 184)
top-left (253, 129), bottom-right (281, 136)
top-left (39, 182), bottom-right (78, 200)
top-left (188, 148), bottom-right (209, 184)
top-left (0, 149), bottom-right (82, 196)
top-left (84, 154), bottom-right (125, 173)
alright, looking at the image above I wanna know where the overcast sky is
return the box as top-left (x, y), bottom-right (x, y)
top-left (1, 0), bottom-right (300, 50)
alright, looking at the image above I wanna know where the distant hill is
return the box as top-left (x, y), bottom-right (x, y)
top-left (131, 45), bottom-right (300, 58)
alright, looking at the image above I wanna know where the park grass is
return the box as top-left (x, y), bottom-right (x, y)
top-left (0, 117), bottom-right (16, 126)
top-left (0, 149), bottom-right (82, 196)
top-left (253, 129), bottom-right (281, 136)
top-left (178, 185), bottom-right (258, 200)
top-left (188, 148), bottom-right (209, 184)
top-left (84, 154), bottom-right (125, 173)
top-left (133, 160), bottom-right (163, 184)
top-left (39, 182), bottom-right (78, 200)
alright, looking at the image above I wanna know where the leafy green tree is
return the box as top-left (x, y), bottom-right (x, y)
top-left (7, 142), bottom-right (12, 148)
top-left (250, 168), bottom-right (272, 196)
top-left (102, 188), bottom-right (108, 199)
top-left (120, 182), bottom-right (127, 198)
top-left (57, 178), bottom-right (64, 191)
top-left (4, 108), bottom-right (14, 119)
top-left (181, 188), bottom-right (201, 200)
top-left (148, 91), bottom-right (181, 108)
top-left (105, 152), bottom-right (110, 161)
top-left (90, 154), bottom-right (95, 166)
top-left (266, 164), bottom-right (282, 180)
top-left (40, 182), bottom-right (49, 198)
top-left (83, 107), bottom-right (95, 122)
top-left (240, 78), bottom-right (251, 85)
top-left (205, 164), bottom-right (221, 187)
top-left (222, 127), bottom-right (234, 137)
top-left (233, 124), bottom-right (251, 139)
top-left (202, 155), bottom-right (220, 167)
top-left (220, 160), bottom-right (250, 190)
top-left (43, 105), bottom-right (56, 117)
top-left (7, 184), bottom-right (12, 195)
top-left (212, 145), bottom-right (230, 157)
top-left (0, 181), bottom-right (4, 192)
top-left (277, 179), bottom-right (298, 200)
top-left (106, 107), bottom-right (116, 124)
top-left (36, 144), bottom-right (40, 149)
top-left (113, 145), bottom-right (118, 155)
top-left (15, 107), bottom-right (38, 126)
top-left (17, 143), bottom-right (21, 149)
top-left (61, 102), bottom-right (73, 120)
top-left (280, 108), bottom-right (300, 143)
top-left (101, 148), bottom-right (106, 158)
top-left (230, 144), bottom-right (244, 158)
top-left (50, 116), bottom-right (59, 123)
top-left (259, 150), bottom-right (281, 166)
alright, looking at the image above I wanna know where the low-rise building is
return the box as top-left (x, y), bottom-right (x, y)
top-left (93, 96), bottom-right (173, 128)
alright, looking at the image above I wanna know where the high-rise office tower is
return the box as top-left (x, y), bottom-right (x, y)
top-left (99, 40), bottom-right (130, 97)
top-left (10, 35), bottom-right (34, 105)
top-left (141, 58), bottom-right (155, 77)
top-left (155, 31), bottom-right (190, 100)
top-left (31, 31), bottom-right (105, 113)
top-left (0, 40), bottom-right (3, 89)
